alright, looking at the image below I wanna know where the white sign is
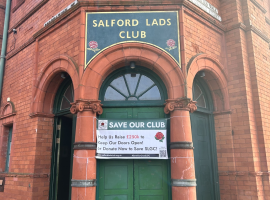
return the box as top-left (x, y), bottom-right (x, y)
top-left (44, 0), bottom-right (78, 27)
top-left (96, 119), bottom-right (168, 159)
top-left (188, 0), bottom-right (222, 21)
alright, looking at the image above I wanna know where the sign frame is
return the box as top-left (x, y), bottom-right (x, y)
top-left (85, 11), bottom-right (181, 69)
top-left (96, 119), bottom-right (168, 159)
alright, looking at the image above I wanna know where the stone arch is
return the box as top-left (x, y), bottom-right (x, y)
top-left (186, 53), bottom-right (229, 111)
top-left (30, 55), bottom-right (79, 116)
top-left (81, 43), bottom-right (185, 100)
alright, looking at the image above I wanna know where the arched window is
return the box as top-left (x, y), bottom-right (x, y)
top-left (193, 83), bottom-right (206, 108)
top-left (53, 78), bottom-right (74, 114)
top-left (192, 78), bottom-right (213, 112)
top-left (100, 67), bottom-right (167, 107)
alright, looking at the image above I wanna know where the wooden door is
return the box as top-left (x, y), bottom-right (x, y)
top-left (98, 107), bottom-right (169, 200)
top-left (191, 112), bottom-right (216, 200)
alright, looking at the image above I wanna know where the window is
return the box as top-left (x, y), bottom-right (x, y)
top-left (193, 83), bottom-right (206, 108)
top-left (100, 67), bottom-right (167, 107)
top-left (5, 126), bottom-right (13, 172)
top-left (60, 84), bottom-right (73, 110)
top-left (53, 77), bottom-right (74, 114)
top-left (104, 73), bottom-right (161, 101)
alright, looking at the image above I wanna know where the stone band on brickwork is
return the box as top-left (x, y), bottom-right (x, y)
top-left (170, 142), bottom-right (194, 149)
top-left (71, 179), bottom-right (97, 187)
top-left (70, 100), bottom-right (103, 115)
top-left (164, 98), bottom-right (197, 114)
top-left (73, 142), bottom-right (97, 150)
top-left (171, 179), bottom-right (197, 187)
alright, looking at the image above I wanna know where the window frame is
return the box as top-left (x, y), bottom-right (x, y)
top-left (192, 77), bottom-right (214, 113)
top-left (99, 66), bottom-right (168, 107)
top-left (5, 126), bottom-right (13, 172)
top-left (53, 77), bottom-right (74, 115)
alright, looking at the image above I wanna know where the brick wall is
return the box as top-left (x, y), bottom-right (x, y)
top-left (0, 0), bottom-right (269, 199)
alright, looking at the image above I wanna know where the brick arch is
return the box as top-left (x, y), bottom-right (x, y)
top-left (30, 55), bottom-right (79, 116)
top-left (81, 43), bottom-right (185, 100)
top-left (0, 101), bottom-right (16, 118)
top-left (186, 53), bottom-right (229, 111)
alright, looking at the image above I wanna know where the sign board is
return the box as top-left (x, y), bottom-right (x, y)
top-left (85, 11), bottom-right (180, 68)
top-left (96, 119), bottom-right (168, 159)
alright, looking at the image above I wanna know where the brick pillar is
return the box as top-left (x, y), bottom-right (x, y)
top-left (70, 100), bottom-right (103, 200)
top-left (164, 98), bottom-right (197, 200)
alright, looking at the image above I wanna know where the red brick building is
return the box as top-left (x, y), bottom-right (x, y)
top-left (0, 0), bottom-right (270, 199)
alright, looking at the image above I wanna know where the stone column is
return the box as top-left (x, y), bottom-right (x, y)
top-left (69, 100), bottom-right (103, 200)
top-left (164, 98), bottom-right (197, 200)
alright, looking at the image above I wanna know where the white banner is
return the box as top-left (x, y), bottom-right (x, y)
top-left (96, 119), bottom-right (168, 159)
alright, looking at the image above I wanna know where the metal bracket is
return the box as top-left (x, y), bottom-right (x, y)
top-left (71, 179), bottom-right (96, 187)
top-left (171, 179), bottom-right (197, 187)
top-left (73, 142), bottom-right (97, 150)
top-left (170, 142), bottom-right (194, 149)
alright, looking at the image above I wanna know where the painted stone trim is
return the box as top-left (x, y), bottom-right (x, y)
top-left (171, 179), bottom-right (197, 187)
top-left (164, 98), bottom-right (197, 114)
top-left (70, 100), bottom-right (103, 115)
top-left (73, 142), bottom-right (97, 150)
top-left (44, 0), bottom-right (78, 27)
top-left (71, 179), bottom-right (97, 187)
top-left (187, 0), bottom-right (221, 21)
top-left (170, 142), bottom-right (194, 149)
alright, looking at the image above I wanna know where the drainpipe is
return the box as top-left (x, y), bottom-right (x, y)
top-left (0, 0), bottom-right (11, 99)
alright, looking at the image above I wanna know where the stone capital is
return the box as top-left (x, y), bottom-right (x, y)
top-left (164, 98), bottom-right (197, 114)
top-left (70, 100), bottom-right (103, 115)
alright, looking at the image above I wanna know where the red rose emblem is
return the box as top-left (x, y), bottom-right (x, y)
top-left (155, 132), bottom-right (165, 142)
top-left (101, 123), bottom-right (104, 126)
top-left (89, 41), bottom-right (98, 49)
top-left (166, 39), bottom-right (175, 47)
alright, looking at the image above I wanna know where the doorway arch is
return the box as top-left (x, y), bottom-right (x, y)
top-left (49, 77), bottom-right (76, 200)
top-left (190, 76), bottom-right (220, 200)
top-left (97, 66), bottom-right (171, 200)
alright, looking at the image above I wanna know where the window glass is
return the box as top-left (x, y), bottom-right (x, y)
top-left (110, 76), bottom-right (129, 97)
top-left (104, 87), bottom-right (126, 101)
top-left (65, 85), bottom-right (73, 102)
top-left (104, 73), bottom-right (161, 101)
top-left (193, 84), bottom-right (202, 100)
top-left (136, 75), bottom-right (154, 96)
top-left (5, 127), bottom-right (13, 172)
top-left (59, 83), bottom-right (74, 111)
top-left (139, 86), bottom-right (161, 100)
top-left (193, 83), bottom-right (206, 108)
top-left (124, 74), bottom-right (140, 95)
top-left (60, 97), bottom-right (71, 110)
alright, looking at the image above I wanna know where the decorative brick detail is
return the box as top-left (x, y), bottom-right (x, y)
top-left (164, 98), bottom-right (197, 114)
top-left (70, 100), bottom-right (103, 115)
top-left (266, 17), bottom-right (270, 25)
top-left (250, 0), bottom-right (267, 13)
top-left (219, 171), bottom-right (270, 176)
top-left (0, 101), bottom-right (16, 119)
